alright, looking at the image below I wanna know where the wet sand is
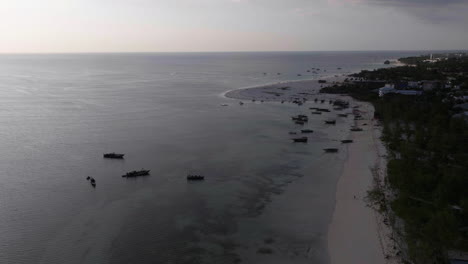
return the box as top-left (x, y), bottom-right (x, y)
top-left (224, 76), bottom-right (346, 102)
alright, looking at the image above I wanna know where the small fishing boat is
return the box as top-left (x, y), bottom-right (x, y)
top-left (341, 140), bottom-right (353, 143)
top-left (239, 101), bottom-right (244, 105)
top-left (350, 127), bottom-right (363, 132)
top-left (311, 111), bottom-right (322, 115)
top-left (292, 137), bottom-right (308, 143)
top-left (338, 114), bottom-right (348, 117)
top-left (289, 132), bottom-right (297, 135)
top-left (103, 153), bottom-right (125, 159)
top-left (325, 120), bottom-right (336, 125)
top-left (187, 175), bottom-right (205, 181)
top-left (295, 121), bottom-right (305, 125)
top-left (317, 108), bottom-right (330, 112)
top-left (301, 129), bottom-right (314, 133)
top-left (323, 148), bottom-right (339, 153)
top-left (122, 169), bottom-right (150, 178)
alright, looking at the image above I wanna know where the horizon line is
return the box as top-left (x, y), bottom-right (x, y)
top-left (0, 49), bottom-right (467, 55)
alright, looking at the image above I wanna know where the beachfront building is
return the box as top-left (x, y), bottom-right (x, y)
top-left (421, 80), bottom-right (442, 91)
top-left (408, 81), bottom-right (420, 88)
top-left (379, 84), bottom-right (422, 97)
top-left (379, 84), bottom-right (395, 97)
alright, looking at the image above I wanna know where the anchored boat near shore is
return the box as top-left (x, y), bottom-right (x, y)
top-left (187, 175), bottom-right (205, 181)
top-left (122, 169), bottom-right (150, 178)
top-left (292, 137), bottom-right (308, 143)
top-left (103, 153), bottom-right (125, 159)
top-left (301, 129), bottom-right (314, 133)
top-left (324, 148), bottom-right (339, 153)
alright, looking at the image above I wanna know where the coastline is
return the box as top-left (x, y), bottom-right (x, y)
top-left (224, 78), bottom-right (392, 263)
top-left (223, 75), bottom-right (348, 102)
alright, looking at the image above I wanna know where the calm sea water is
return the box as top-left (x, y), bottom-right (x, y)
top-left (0, 51), bottom-right (424, 264)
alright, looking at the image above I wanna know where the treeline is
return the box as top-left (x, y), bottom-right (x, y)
top-left (376, 93), bottom-right (468, 264)
top-left (350, 66), bottom-right (444, 81)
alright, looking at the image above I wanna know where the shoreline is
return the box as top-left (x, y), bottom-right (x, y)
top-left (224, 77), bottom-right (393, 263)
top-left (223, 75), bottom-right (348, 102)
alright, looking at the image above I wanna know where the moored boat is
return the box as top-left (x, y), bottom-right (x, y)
top-left (325, 120), bottom-right (336, 124)
top-left (292, 137), bottom-right (308, 143)
top-left (301, 129), bottom-right (314, 133)
top-left (350, 127), bottom-right (363, 132)
top-left (187, 175), bottom-right (205, 181)
top-left (341, 140), bottom-right (353, 143)
top-left (103, 153), bottom-right (125, 159)
top-left (323, 148), bottom-right (339, 153)
top-left (122, 169), bottom-right (150, 178)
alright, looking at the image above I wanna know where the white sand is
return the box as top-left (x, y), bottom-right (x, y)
top-left (327, 101), bottom-right (403, 264)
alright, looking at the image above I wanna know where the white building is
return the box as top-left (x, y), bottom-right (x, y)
top-left (408, 81), bottom-right (420, 88)
top-left (379, 84), bottom-right (422, 97)
top-left (379, 84), bottom-right (395, 97)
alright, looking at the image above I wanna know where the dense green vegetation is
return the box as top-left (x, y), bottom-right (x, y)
top-left (321, 55), bottom-right (468, 263)
top-left (377, 93), bottom-right (468, 264)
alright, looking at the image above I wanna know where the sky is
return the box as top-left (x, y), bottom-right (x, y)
top-left (0, 0), bottom-right (467, 53)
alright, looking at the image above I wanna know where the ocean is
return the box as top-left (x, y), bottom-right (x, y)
top-left (0, 51), bottom-right (424, 264)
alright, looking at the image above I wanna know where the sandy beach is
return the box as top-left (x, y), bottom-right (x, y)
top-left (225, 79), bottom-right (392, 264)
top-left (327, 101), bottom-right (388, 264)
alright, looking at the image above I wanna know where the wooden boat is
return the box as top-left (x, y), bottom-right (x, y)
top-left (103, 153), bottom-right (124, 159)
top-left (122, 169), bottom-right (150, 178)
top-left (289, 132), bottom-right (297, 135)
top-left (341, 140), bottom-right (353, 143)
top-left (350, 127), bottom-right (363, 132)
top-left (311, 111), bottom-right (322, 115)
top-left (317, 108), bottom-right (330, 112)
top-left (323, 148), bottom-right (339, 153)
top-left (187, 175), bottom-right (204, 181)
top-left (301, 129), bottom-right (314, 133)
top-left (338, 114), bottom-right (348, 117)
top-left (295, 121), bottom-right (305, 125)
top-left (292, 137), bottom-right (308, 143)
top-left (292, 117), bottom-right (308, 122)
top-left (325, 120), bottom-right (336, 124)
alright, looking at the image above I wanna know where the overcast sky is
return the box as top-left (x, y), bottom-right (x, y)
top-left (0, 0), bottom-right (467, 53)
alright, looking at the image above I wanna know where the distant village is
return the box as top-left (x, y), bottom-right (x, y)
top-left (346, 53), bottom-right (468, 118)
